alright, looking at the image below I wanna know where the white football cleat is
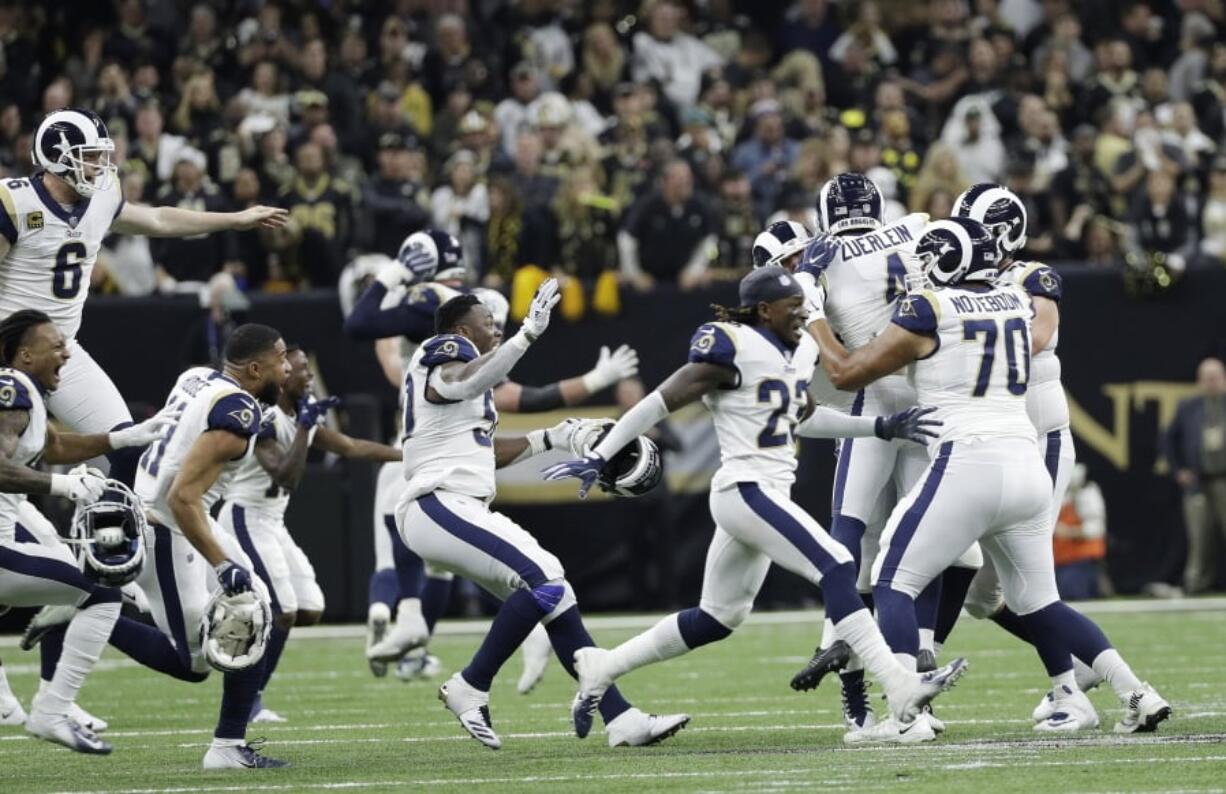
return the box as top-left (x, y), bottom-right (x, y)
top-left (438, 672), bottom-right (500, 750)
top-left (572, 647), bottom-right (615, 739)
top-left (202, 740), bottom-right (289, 768)
top-left (918, 706), bottom-right (945, 734)
top-left (1033, 685), bottom-right (1099, 732)
top-left (888, 657), bottom-right (969, 723)
top-left (839, 675), bottom-right (876, 735)
top-left (366, 603), bottom-right (391, 677)
top-left (396, 650), bottom-right (442, 682)
top-left (604, 707), bottom-right (690, 747)
top-left (251, 707), bottom-right (287, 723)
top-left (517, 624), bottom-right (552, 695)
top-left (367, 600), bottom-right (429, 663)
top-left (843, 715), bottom-right (937, 745)
top-left (68, 702), bottom-right (108, 733)
top-left (1114, 683), bottom-right (1171, 734)
top-left (20, 604), bottom-right (76, 650)
top-left (25, 712), bottom-right (111, 755)
top-left (1033, 659), bottom-right (1104, 722)
top-left (0, 692), bottom-right (27, 726)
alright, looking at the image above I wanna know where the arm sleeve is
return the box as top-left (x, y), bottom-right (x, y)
top-left (795, 406), bottom-right (879, 439)
top-left (343, 282), bottom-right (437, 342)
top-left (429, 333), bottom-right (532, 402)
top-left (591, 390), bottom-right (669, 461)
top-left (516, 383), bottom-right (565, 412)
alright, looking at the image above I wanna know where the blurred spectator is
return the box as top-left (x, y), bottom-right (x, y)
top-left (483, 176), bottom-right (529, 287)
top-left (93, 61), bottom-right (140, 133)
top-left (1081, 215), bottom-right (1124, 267)
top-left (1032, 12), bottom-right (1094, 84)
top-left (1167, 13), bottom-right (1216, 102)
top-left (908, 142), bottom-right (967, 213)
top-left (152, 148), bottom-right (238, 285)
top-left (510, 131), bottom-right (560, 212)
top-left (0, 103), bottom-right (23, 175)
top-left (172, 70), bottom-right (225, 165)
top-left (1051, 124), bottom-right (1111, 240)
top-left (1162, 101), bottom-right (1216, 173)
top-left (422, 14), bottom-right (494, 107)
top-left (1166, 356), bottom-right (1226, 594)
top-left (229, 167), bottom-right (274, 288)
top-left (714, 170), bottom-right (757, 270)
top-left (431, 149), bottom-right (489, 273)
top-left (1053, 464), bottom-right (1109, 600)
top-left (774, 0), bottom-right (842, 71)
top-left (1129, 169), bottom-right (1192, 268)
top-left (731, 100), bottom-right (800, 220)
top-left (1109, 109), bottom-right (1185, 217)
top-left (105, 0), bottom-right (173, 71)
top-left (279, 141), bottom-right (355, 286)
top-left (942, 104), bottom-right (1005, 184)
top-left (363, 81), bottom-right (420, 173)
top-left (618, 159), bottom-right (716, 291)
top-left (1118, 0), bottom-right (1174, 71)
top-left (1201, 157), bottom-right (1226, 263)
top-left (297, 38), bottom-right (361, 153)
top-left (542, 165), bottom-right (619, 280)
top-left (361, 133), bottom-right (430, 257)
top-left (127, 103), bottom-right (187, 198)
top-left (1190, 42), bottom-right (1226, 141)
top-left (631, 0), bottom-right (725, 110)
top-left (1083, 38), bottom-right (1140, 118)
top-left (505, 0), bottom-right (574, 91)
top-left (98, 171), bottom-right (157, 296)
top-left (238, 61), bottom-right (291, 126)
top-left (495, 62), bottom-right (543, 155)
top-left (580, 22), bottom-right (629, 114)
top-left (829, 1), bottom-right (897, 72)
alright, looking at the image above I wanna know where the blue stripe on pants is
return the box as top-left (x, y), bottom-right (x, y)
top-left (0, 534), bottom-right (95, 598)
top-left (417, 493), bottom-right (547, 588)
top-left (736, 482), bottom-right (844, 576)
top-left (832, 389), bottom-right (866, 517)
top-left (152, 524), bottom-right (194, 672)
top-left (1044, 430), bottom-right (1061, 491)
top-left (876, 441), bottom-right (953, 588)
top-left (231, 505), bottom-right (281, 613)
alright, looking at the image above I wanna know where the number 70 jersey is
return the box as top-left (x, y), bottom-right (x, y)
top-left (892, 283), bottom-right (1037, 445)
top-left (0, 173), bottom-right (125, 340)
top-left (689, 321), bottom-right (818, 492)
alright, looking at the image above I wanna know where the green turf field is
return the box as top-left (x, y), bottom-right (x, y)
top-left (1, 601), bottom-right (1224, 793)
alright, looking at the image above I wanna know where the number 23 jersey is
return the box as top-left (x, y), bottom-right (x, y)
top-left (0, 173), bottom-right (125, 339)
top-left (689, 321), bottom-right (818, 492)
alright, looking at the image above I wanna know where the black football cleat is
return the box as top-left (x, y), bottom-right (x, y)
top-left (790, 639), bottom-right (850, 691)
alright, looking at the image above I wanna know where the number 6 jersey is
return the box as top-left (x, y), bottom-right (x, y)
top-left (689, 321), bottom-right (818, 492)
top-left (892, 284), bottom-right (1036, 446)
top-left (0, 173), bottom-right (125, 339)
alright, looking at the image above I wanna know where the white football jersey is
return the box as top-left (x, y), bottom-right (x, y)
top-left (399, 333), bottom-right (498, 503)
top-left (224, 405), bottom-right (316, 517)
top-left (0, 173), bottom-right (125, 339)
top-left (999, 261), bottom-right (1068, 434)
top-left (689, 321), bottom-right (819, 492)
top-left (0, 368), bottom-right (47, 542)
top-left (136, 367), bottom-right (262, 528)
top-left (892, 283), bottom-right (1037, 446)
top-left (814, 212), bottom-right (928, 414)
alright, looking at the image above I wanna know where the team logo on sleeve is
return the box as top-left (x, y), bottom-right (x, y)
top-left (0, 381), bottom-right (16, 407)
top-left (897, 297), bottom-right (919, 318)
top-left (228, 399), bottom-right (257, 428)
top-left (1039, 271), bottom-right (1056, 292)
top-left (25, 211), bottom-right (43, 231)
top-left (692, 328), bottom-right (716, 355)
top-left (440, 340), bottom-right (459, 358)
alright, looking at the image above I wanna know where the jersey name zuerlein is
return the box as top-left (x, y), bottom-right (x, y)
top-left (949, 291), bottom-right (1025, 315)
top-left (837, 224), bottom-right (915, 259)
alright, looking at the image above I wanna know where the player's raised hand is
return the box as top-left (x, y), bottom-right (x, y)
top-left (584, 345), bottom-right (640, 392)
top-left (542, 453), bottom-right (607, 499)
top-left (875, 406), bottom-right (941, 444)
top-left (521, 278), bottom-right (560, 341)
top-left (233, 205), bottom-right (289, 230)
top-left (50, 465), bottom-right (107, 503)
top-left (108, 411), bottom-right (175, 449)
top-left (297, 395), bottom-right (342, 428)
top-left (798, 233), bottom-right (838, 277)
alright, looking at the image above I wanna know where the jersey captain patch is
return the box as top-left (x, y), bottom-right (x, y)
top-left (25, 211), bottom-right (43, 230)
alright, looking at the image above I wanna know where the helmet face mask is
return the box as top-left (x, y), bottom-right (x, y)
top-left (69, 480), bottom-right (146, 587)
top-left (34, 109), bottom-right (117, 198)
top-left (587, 424), bottom-right (664, 498)
top-left (201, 579), bottom-right (273, 673)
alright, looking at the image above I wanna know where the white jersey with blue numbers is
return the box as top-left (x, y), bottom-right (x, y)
top-left (399, 334), bottom-right (498, 503)
top-left (136, 367), bottom-right (262, 529)
top-left (813, 212), bottom-right (928, 414)
top-left (0, 369), bottom-right (47, 542)
top-left (892, 284), bottom-right (1037, 446)
top-left (224, 405), bottom-right (316, 517)
top-left (0, 172), bottom-right (125, 340)
top-left (999, 261), bottom-right (1068, 434)
top-left (689, 322), bottom-right (819, 492)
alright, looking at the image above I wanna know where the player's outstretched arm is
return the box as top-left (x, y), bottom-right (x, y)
top-left (343, 264), bottom-right (437, 342)
top-left (813, 320), bottom-right (933, 391)
top-left (312, 425), bottom-right (401, 462)
top-left (167, 430), bottom-right (249, 567)
top-left (112, 202), bottom-right (288, 238)
top-left (494, 344), bottom-right (640, 413)
top-left (41, 412), bottom-right (173, 465)
top-left (253, 433), bottom-right (310, 492)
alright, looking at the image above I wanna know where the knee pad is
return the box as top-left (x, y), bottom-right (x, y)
top-left (535, 579), bottom-right (578, 624)
top-left (698, 594), bottom-right (754, 631)
top-left (963, 570), bottom-right (1004, 620)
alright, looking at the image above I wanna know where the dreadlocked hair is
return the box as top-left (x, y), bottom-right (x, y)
top-left (710, 303), bottom-right (760, 325)
top-left (0, 309), bottom-right (53, 366)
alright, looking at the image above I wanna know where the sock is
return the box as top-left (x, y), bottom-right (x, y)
top-left (833, 608), bottom-right (911, 695)
top-left (110, 616), bottom-right (206, 682)
top-left (1051, 669), bottom-right (1076, 691)
top-left (818, 617), bottom-right (836, 650)
top-left (934, 566), bottom-right (976, 645)
top-left (1019, 602), bottom-right (1113, 679)
top-left (0, 662), bottom-right (13, 699)
top-left (38, 599), bottom-right (120, 717)
top-left (830, 515), bottom-right (867, 569)
top-left (215, 660), bottom-right (265, 740)
top-left (388, 518), bottom-right (424, 599)
top-left (461, 589), bottom-right (544, 692)
top-left (104, 438), bottom-right (143, 488)
top-left (368, 569), bottom-right (398, 610)
top-left (422, 576), bottom-right (453, 635)
top-left (40, 626), bottom-right (67, 683)
top-left (918, 629), bottom-right (935, 654)
top-left (259, 624), bottom-right (290, 693)
top-left (606, 612), bottom-right (697, 680)
top-left (991, 606), bottom-right (1034, 643)
top-left (915, 577), bottom-right (941, 638)
top-left (872, 584), bottom-right (920, 657)
top-left (820, 563), bottom-right (868, 623)
top-left (1090, 649), bottom-right (1143, 699)
top-left (544, 606), bottom-right (632, 723)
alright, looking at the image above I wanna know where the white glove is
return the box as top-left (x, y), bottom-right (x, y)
top-left (524, 417), bottom-right (611, 459)
top-left (108, 412), bottom-right (175, 449)
top-left (520, 278), bottom-right (560, 341)
top-left (50, 465), bottom-right (107, 504)
top-left (582, 345), bottom-right (640, 393)
top-left (375, 260), bottom-right (413, 290)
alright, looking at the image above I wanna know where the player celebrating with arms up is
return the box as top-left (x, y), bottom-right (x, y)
top-left (545, 266), bottom-right (966, 744)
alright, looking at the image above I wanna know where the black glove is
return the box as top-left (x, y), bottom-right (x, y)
top-left (875, 406), bottom-right (941, 444)
top-left (215, 559), bottom-right (253, 595)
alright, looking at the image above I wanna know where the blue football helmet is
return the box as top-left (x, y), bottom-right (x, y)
top-left (397, 229), bottom-right (464, 284)
top-left (751, 220), bottom-right (810, 269)
top-left (32, 108), bottom-right (116, 197)
top-left (69, 480), bottom-right (146, 587)
top-left (953, 183), bottom-right (1028, 256)
top-left (817, 173), bottom-right (883, 236)
top-left (915, 217), bottom-right (1000, 287)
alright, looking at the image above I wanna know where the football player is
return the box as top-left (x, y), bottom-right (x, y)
top-left (218, 346), bottom-right (400, 722)
top-left (397, 281), bottom-right (686, 749)
top-left (811, 217), bottom-right (1170, 737)
top-left (545, 266), bottom-right (966, 744)
top-left (0, 108), bottom-right (286, 484)
top-left (0, 310), bottom-right (164, 753)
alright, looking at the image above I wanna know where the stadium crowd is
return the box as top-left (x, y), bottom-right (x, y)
top-left (0, 0), bottom-right (1223, 299)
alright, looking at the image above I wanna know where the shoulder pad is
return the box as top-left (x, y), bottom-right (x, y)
top-left (207, 392), bottom-right (261, 437)
top-left (0, 371), bottom-right (35, 411)
top-left (688, 323), bottom-right (738, 368)
top-left (892, 291), bottom-right (940, 335)
top-left (421, 334), bottom-right (479, 367)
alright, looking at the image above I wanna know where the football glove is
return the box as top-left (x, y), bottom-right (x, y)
top-left (49, 465), bottom-right (108, 504)
top-left (582, 345), bottom-right (640, 392)
top-left (542, 454), bottom-right (607, 499)
top-left (108, 411), bottom-right (176, 449)
top-left (296, 395), bottom-right (341, 428)
top-left (215, 559), bottom-right (254, 596)
top-left (521, 278), bottom-right (560, 341)
top-left (875, 406), bottom-right (941, 444)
